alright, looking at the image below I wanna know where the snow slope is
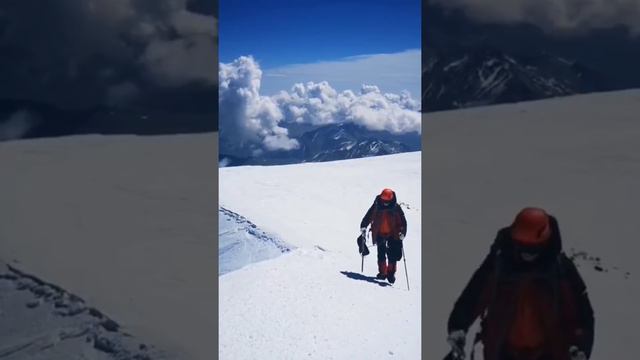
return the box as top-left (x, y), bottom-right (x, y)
top-left (422, 89), bottom-right (640, 359)
top-left (219, 152), bottom-right (421, 359)
top-left (0, 134), bottom-right (218, 360)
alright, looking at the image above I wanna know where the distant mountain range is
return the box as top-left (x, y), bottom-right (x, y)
top-left (423, 3), bottom-right (640, 112)
top-left (423, 46), bottom-right (607, 111)
top-left (219, 122), bottom-right (421, 166)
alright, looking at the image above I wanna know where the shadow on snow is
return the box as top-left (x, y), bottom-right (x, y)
top-left (339, 271), bottom-right (391, 287)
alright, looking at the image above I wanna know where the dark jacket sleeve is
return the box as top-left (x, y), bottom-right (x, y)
top-left (397, 204), bottom-right (407, 237)
top-left (360, 198), bottom-right (376, 229)
top-left (447, 241), bottom-right (498, 333)
top-left (561, 254), bottom-right (595, 357)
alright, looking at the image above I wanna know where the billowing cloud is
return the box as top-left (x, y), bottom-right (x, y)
top-left (273, 82), bottom-right (421, 134)
top-left (435, 0), bottom-right (640, 35)
top-left (219, 56), bottom-right (421, 154)
top-left (219, 56), bottom-right (298, 154)
top-left (0, 0), bottom-right (217, 108)
top-left (139, 8), bottom-right (217, 87)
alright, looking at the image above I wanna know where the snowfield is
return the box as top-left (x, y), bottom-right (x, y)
top-left (4, 88), bottom-right (636, 359)
top-left (219, 152), bottom-right (422, 359)
top-left (0, 134), bottom-right (218, 360)
top-left (422, 89), bottom-right (640, 359)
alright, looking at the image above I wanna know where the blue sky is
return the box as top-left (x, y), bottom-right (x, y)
top-left (220, 0), bottom-right (421, 97)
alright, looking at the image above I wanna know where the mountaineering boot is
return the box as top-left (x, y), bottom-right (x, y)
top-left (387, 262), bottom-right (397, 284)
top-left (376, 261), bottom-right (387, 280)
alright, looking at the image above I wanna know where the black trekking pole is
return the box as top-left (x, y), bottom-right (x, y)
top-left (402, 247), bottom-right (409, 291)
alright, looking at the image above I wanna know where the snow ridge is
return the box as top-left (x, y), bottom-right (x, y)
top-left (0, 263), bottom-right (165, 359)
top-left (219, 207), bottom-right (293, 275)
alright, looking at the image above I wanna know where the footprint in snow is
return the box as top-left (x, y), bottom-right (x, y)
top-left (568, 248), bottom-right (630, 279)
top-left (398, 202), bottom-right (419, 211)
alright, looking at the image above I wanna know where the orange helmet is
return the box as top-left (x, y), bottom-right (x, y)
top-left (510, 207), bottom-right (551, 246)
top-left (380, 188), bottom-right (394, 202)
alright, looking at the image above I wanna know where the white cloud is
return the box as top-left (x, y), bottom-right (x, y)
top-left (262, 50), bottom-right (421, 98)
top-left (273, 82), bottom-right (422, 134)
top-left (139, 9), bottom-right (217, 86)
top-left (219, 56), bottom-right (299, 153)
top-left (436, 0), bottom-right (640, 35)
top-left (141, 35), bottom-right (216, 87)
top-left (263, 132), bottom-right (300, 151)
top-left (71, 1), bottom-right (218, 87)
top-left (1, 0), bottom-right (218, 106)
top-left (219, 56), bottom-right (421, 154)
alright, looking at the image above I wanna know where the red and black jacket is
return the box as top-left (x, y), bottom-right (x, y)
top-left (360, 191), bottom-right (407, 244)
top-left (447, 216), bottom-right (595, 360)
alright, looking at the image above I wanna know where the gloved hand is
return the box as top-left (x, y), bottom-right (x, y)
top-left (360, 227), bottom-right (367, 238)
top-left (447, 330), bottom-right (466, 360)
top-left (569, 346), bottom-right (587, 360)
top-left (399, 232), bottom-right (405, 241)
top-left (357, 232), bottom-right (370, 256)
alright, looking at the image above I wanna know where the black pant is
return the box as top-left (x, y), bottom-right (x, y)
top-left (376, 237), bottom-right (403, 263)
